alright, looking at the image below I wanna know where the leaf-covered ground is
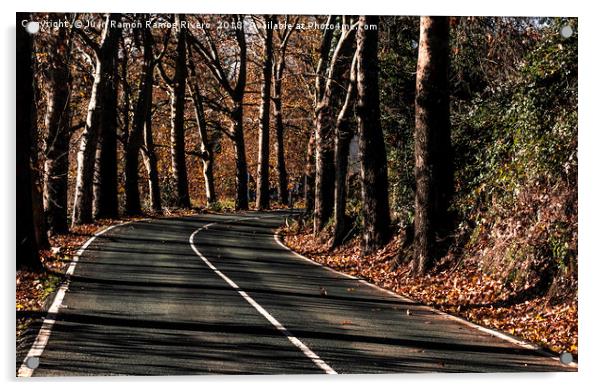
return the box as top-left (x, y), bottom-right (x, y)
top-left (281, 227), bottom-right (577, 356)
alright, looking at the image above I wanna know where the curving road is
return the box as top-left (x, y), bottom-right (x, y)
top-left (17, 211), bottom-right (576, 376)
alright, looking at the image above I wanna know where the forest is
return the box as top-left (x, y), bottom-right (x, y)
top-left (16, 13), bottom-right (578, 366)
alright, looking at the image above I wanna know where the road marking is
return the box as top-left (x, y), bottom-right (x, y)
top-left (189, 219), bottom-right (337, 375)
top-left (17, 221), bottom-right (132, 378)
top-left (273, 231), bottom-right (578, 369)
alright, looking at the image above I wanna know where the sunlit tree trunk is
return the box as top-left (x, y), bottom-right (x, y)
top-left (142, 109), bottom-right (162, 213)
top-left (256, 15), bottom-right (275, 210)
top-left (72, 13), bottom-right (121, 225)
top-left (413, 16), bottom-right (451, 274)
top-left (187, 62), bottom-right (216, 205)
top-left (141, 29), bottom-right (163, 214)
top-left (313, 17), bottom-right (357, 233)
top-left (169, 14), bottom-right (191, 208)
top-left (356, 15), bottom-right (391, 254)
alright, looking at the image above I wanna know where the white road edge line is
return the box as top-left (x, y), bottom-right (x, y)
top-left (17, 221), bottom-right (133, 378)
top-left (273, 231), bottom-right (578, 369)
top-left (189, 218), bottom-right (337, 375)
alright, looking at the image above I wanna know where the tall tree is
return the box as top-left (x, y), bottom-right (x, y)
top-left (93, 16), bottom-right (122, 220)
top-left (272, 16), bottom-right (297, 205)
top-left (313, 16), bottom-right (358, 233)
top-left (125, 20), bottom-right (167, 215)
top-left (71, 13), bottom-right (122, 225)
top-left (17, 13), bottom-right (43, 270)
top-left (356, 15), bottom-right (391, 253)
top-left (255, 15), bottom-right (275, 210)
top-left (413, 16), bottom-right (451, 274)
top-left (159, 14), bottom-right (191, 209)
top-left (188, 15), bottom-right (249, 210)
top-left (42, 14), bottom-right (72, 234)
top-left (30, 38), bottom-right (50, 250)
top-left (187, 43), bottom-right (216, 205)
top-left (332, 53), bottom-right (358, 247)
top-left (142, 24), bottom-right (167, 213)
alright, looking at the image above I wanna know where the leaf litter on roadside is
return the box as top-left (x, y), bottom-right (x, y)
top-left (280, 226), bottom-right (577, 356)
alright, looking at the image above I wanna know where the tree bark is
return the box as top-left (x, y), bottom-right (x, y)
top-left (272, 17), bottom-right (296, 206)
top-left (232, 102), bottom-right (249, 211)
top-left (356, 15), bottom-right (391, 254)
top-left (313, 17), bottom-right (357, 233)
top-left (126, 24), bottom-right (163, 215)
top-left (256, 15), bottom-right (275, 210)
top-left (413, 16), bottom-right (451, 274)
top-left (187, 56), bottom-right (216, 205)
top-left (124, 57), bottom-right (145, 215)
top-left (72, 13), bottom-right (121, 226)
top-left (303, 131), bottom-right (316, 215)
top-left (169, 14), bottom-right (191, 209)
top-left (17, 13), bottom-right (43, 270)
top-left (142, 108), bottom-right (162, 213)
top-left (43, 18), bottom-right (71, 234)
top-left (29, 46), bottom-right (50, 250)
top-left (93, 22), bottom-right (121, 220)
top-left (333, 54), bottom-right (358, 247)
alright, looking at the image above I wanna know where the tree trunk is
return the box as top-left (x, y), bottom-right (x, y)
top-left (126, 25), bottom-right (162, 215)
top-left (333, 54), bottom-right (358, 247)
top-left (303, 131), bottom-right (316, 215)
top-left (124, 76), bottom-right (143, 217)
top-left (169, 15), bottom-right (191, 209)
top-left (313, 18), bottom-right (357, 233)
top-left (43, 19), bottom-right (71, 234)
top-left (29, 56), bottom-right (50, 250)
top-left (72, 55), bottom-right (103, 225)
top-left (231, 102), bottom-right (249, 211)
top-left (272, 17), bottom-right (295, 206)
top-left (188, 65), bottom-right (216, 205)
top-left (273, 73), bottom-right (288, 205)
top-left (72, 14), bottom-right (121, 226)
top-left (256, 15), bottom-right (275, 210)
top-left (142, 110), bottom-right (162, 212)
top-left (413, 16), bottom-right (451, 274)
top-left (232, 20), bottom-right (249, 211)
top-left (17, 13), bottom-right (43, 270)
top-left (93, 25), bottom-right (121, 220)
top-left (313, 108), bottom-right (337, 232)
top-left (356, 16), bottom-right (391, 254)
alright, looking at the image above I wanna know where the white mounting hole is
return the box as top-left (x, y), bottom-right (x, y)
top-left (26, 356), bottom-right (40, 369)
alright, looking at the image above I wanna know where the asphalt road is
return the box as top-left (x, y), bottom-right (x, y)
top-left (17, 211), bottom-right (576, 376)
